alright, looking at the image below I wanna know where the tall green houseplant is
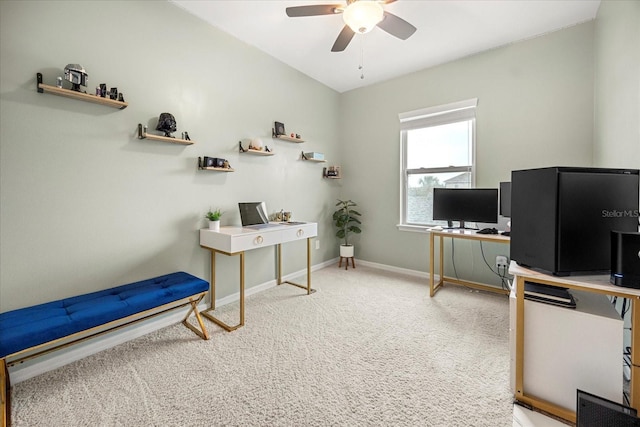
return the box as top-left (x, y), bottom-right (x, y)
top-left (333, 199), bottom-right (362, 246)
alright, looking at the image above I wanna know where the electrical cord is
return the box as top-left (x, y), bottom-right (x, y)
top-left (479, 241), bottom-right (511, 291)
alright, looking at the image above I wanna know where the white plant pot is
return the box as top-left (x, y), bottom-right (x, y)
top-left (340, 244), bottom-right (354, 257)
top-left (208, 220), bottom-right (220, 231)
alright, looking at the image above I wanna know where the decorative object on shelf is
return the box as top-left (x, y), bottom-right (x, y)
top-left (273, 121), bottom-right (286, 136)
top-left (205, 208), bottom-right (223, 231)
top-left (64, 64), bottom-right (88, 92)
top-left (333, 199), bottom-right (361, 269)
top-left (323, 165), bottom-right (341, 178)
top-left (198, 156), bottom-right (233, 172)
top-left (250, 137), bottom-right (264, 151)
top-left (302, 151), bottom-right (325, 162)
top-left (37, 73), bottom-right (128, 109)
top-left (156, 113), bottom-right (177, 137)
top-left (137, 123), bottom-right (193, 145)
top-left (239, 141), bottom-right (273, 155)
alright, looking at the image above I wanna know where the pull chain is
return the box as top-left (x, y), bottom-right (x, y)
top-left (359, 35), bottom-right (365, 79)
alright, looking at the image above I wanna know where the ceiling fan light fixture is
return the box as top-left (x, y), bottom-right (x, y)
top-left (342, 1), bottom-right (384, 34)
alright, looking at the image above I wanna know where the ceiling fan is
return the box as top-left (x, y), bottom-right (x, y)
top-left (285, 0), bottom-right (417, 52)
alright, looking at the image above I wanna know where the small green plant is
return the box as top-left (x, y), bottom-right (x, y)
top-left (332, 199), bottom-right (361, 246)
top-left (205, 208), bottom-right (223, 221)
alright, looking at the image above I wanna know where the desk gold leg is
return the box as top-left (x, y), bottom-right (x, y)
top-left (515, 275), bottom-right (525, 400)
top-left (279, 239), bottom-right (316, 295)
top-left (630, 298), bottom-right (640, 411)
top-left (210, 250), bottom-right (216, 310)
top-left (202, 250), bottom-right (245, 332)
top-left (430, 234), bottom-right (446, 296)
top-left (429, 232), bottom-right (435, 297)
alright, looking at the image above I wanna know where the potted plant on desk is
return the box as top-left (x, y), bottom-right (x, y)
top-left (205, 208), bottom-right (223, 231)
top-left (333, 199), bottom-right (362, 261)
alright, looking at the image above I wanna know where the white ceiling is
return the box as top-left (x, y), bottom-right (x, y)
top-left (170, 0), bottom-right (601, 93)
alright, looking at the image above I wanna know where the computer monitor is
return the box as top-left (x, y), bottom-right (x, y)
top-left (499, 181), bottom-right (511, 218)
top-left (238, 202), bottom-right (269, 226)
top-left (577, 389), bottom-right (639, 426)
top-left (432, 188), bottom-right (498, 229)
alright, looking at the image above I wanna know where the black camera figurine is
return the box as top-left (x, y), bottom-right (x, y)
top-left (200, 157), bottom-right (226, 169)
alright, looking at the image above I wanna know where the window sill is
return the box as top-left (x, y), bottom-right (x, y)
top-left (396, 224), bottom-right (434, 233)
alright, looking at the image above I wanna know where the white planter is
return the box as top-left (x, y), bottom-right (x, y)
top-left (208, 220), bottom-right (220, 231)
top-left (340, 244), bottom-right (354, 257)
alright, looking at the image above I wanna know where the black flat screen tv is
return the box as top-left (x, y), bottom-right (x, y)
top-left (432, 188), bottom-right (498, 229)
top-left (510, 166), bottom-right (640, 276)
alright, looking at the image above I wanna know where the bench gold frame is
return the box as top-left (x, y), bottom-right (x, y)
top-left (1, 292), bottom-right (209, 426)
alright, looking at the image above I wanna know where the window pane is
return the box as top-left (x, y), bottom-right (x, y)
top-left (406, 172), bottom-right (471, 225)
top-left (406, 120), bottom-right (472, 169)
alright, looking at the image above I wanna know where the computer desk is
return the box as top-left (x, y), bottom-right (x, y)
top-left (199, 222), bottom-right (317, 331)
top-left (510, 261), bottom-right (640, 423)
top-left (428, 228), bottom-right (511, 297)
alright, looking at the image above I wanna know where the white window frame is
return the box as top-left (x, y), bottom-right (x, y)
top-left (397, 98), bottom-right (478, 232)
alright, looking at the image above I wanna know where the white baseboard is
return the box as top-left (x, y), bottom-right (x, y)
top-left (355, 259), bottom-right (430, 279)
top-left (9, 257), bottom-right (341, 384)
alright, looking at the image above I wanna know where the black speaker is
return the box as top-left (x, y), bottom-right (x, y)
top-left (611, 231), bottom-right (640, 288)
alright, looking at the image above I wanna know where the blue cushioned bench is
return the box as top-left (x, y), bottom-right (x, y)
top-left (1, 271), bottom-right (210, 426)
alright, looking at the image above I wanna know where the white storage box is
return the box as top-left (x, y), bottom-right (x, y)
top-left (304, 152), bottom-right (324, 160)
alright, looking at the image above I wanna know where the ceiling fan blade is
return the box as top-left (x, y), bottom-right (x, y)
top-left (331, 25), bottom-right (355, 52)
top-left (286, 4), bottom-right (343, 17)
top-left (383, 0), bottom-right (398, 3)
top-left (377, 11), bottom-right (416, 40)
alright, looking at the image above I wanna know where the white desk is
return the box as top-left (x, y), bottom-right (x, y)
top-left (200, 222), bottom-right (317, 331)
top-left (510, 261), bottom-right (640, 423)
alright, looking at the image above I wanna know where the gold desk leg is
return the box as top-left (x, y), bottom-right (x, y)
top-left (202, 250), bottom-right (245, 332)
top-left (515, 275), bottom-right (525, 401)
top-left (631, 297), bottom-right (640, 411)
top-left (430, 234), bottom-right (445, 296)
top-left (429, 231), bottom-right (435, 297)
top-left (279, 239), bottom-right (316, 295)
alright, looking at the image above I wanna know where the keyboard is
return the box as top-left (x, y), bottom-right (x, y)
top-left (477, 227), bottom-right (499, 234)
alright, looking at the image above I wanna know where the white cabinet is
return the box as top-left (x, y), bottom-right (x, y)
top-left (509, 287), bottom-right (623, 412)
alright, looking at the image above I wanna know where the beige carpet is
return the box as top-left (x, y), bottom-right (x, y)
top-left (11, 265), bottom-right (513, 426)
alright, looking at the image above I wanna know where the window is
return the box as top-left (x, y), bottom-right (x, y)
top-left (399, 98), bottom-right (477, 229)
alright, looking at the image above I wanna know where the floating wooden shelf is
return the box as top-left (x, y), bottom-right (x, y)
top-left (243, 149), bottom-right (274, 156)
top-left (239, 141), bottom-right (274, 155)
top-left (200, 167), bottom-right (234, 172)
top-left (137, 124), bottom-right (194, 145)
top-left (37, 73), bottom-right (128, 109)
top-left (275, 135), bottom-right (305, 143)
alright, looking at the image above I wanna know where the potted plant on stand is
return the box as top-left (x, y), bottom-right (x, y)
top-left (333, 199), bottom-right (361, 267)
top-left (205, 208), bottom-right (223, 231)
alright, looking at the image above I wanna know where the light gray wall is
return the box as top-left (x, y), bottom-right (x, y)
top-left (0, 0), bottom-right (342, 311)
top-left (593, 0), bottom-right (640, 168)
top-left (4, 1), bottom-right (629, 311)
top-left (338, 22), bottom-right (595, 284)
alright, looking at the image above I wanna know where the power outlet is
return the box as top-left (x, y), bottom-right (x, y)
top-left (495, 255), bottom-right (508, 269)
top-left (315, 240), bottom-right (320, 250)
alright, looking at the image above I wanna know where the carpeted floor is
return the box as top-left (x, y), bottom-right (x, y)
top-left (11, 265), bottom-right (513, 426)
